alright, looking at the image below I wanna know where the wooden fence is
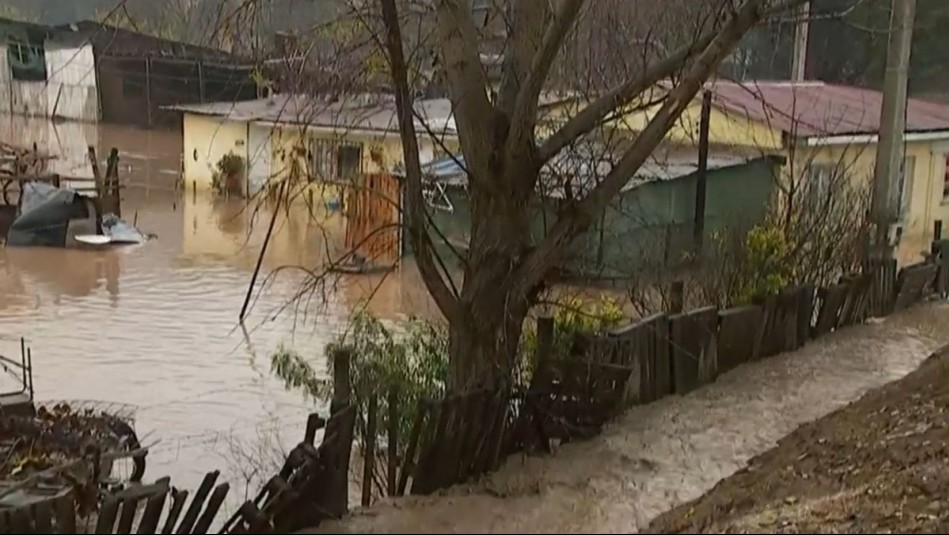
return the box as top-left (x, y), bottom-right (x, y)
top-left (1, 248), bottom-right (947, 533)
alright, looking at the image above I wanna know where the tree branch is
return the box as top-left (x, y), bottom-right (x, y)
top-left (434, 0), bottom-right (495, 181)
top-left (537, 30), bottom-right (717, 163)
top-left (380, 0), bottom-right (459, 320)
top-left (537, 0), bottom-right (808, 164)
top-left (508, 0), bottom-right (586, 151)
top-left (496, 0), bottom-right (552, 116)
top-left (516, 0), bottom-right (809, 295)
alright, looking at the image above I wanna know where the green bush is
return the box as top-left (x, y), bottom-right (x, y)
top-left (272, 312), bottom-right (448, 453)
top-left (272, 297), bottom-right (627, 451)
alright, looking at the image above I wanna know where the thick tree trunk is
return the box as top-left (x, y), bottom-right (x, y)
top-left (447, 167), bottom-right (537, 391)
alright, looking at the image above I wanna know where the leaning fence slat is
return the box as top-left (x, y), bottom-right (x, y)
top-left (95, 497), bottom-right (120, 534)
top-left (161, 489), bottom-right (189, 534)
top-left (192, 483), bottom-right (230, 534)
top-left (397, 400), bottom-right (427, 496)
top-left (362, 394), bottom-right (378, 507)
top-left (54, 494), bottom-right (76, 534)
top-left (115, 497), bottom-right (140, 534)
top-left (137, 490), bottom-right (169, 534)
top-left (9, 509), bottom-right (30, 534)
top-left (32, 501), bottom-right (53, 534)
top-left (175, 471), bottom-right (219, 534)
top-left (387, 387), bottom-right (398, 496)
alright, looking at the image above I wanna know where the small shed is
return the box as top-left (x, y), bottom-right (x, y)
top-left (420, 153), bottom-right (784, 279)
top-left (0, 17), bottom-right (97, 122)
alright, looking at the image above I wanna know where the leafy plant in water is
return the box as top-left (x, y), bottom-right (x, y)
top-left (272, 311), bottom-right (448, 455)
top-left (273, 296), bottom-right (626, 453)
top-left (519, 295), bottom-right (624, 380)
top-left (211, 152), bottom-right (245, 195)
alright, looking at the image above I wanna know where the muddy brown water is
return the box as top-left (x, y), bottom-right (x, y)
top-left (0, 117), bottom-right (440, 509)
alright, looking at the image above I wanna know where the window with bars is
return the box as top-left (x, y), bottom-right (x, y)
top-left (308, 139), bottom-right (363, 182)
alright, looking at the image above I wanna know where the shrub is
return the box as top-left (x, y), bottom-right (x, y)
top-left (211, 152), bottom-right (245, 195)
top-left (272, 296), bottom-right (627, 452)
top-left (272, 312), bottom-right (448, 454)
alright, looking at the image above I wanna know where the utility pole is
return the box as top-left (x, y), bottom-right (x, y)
top-left (791, 1), bottom-right (811, 81)
top-left (870, 0), bottom-right (916, 260)
top-left (693, 91), bottom-right (712, 254)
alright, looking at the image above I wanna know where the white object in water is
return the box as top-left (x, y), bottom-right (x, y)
top-left (74, 234), bottom-right (112, 246)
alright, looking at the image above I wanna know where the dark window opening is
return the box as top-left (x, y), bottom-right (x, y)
top-left (7, 36), bottom-right (47, 82)
top-left (336, 145), bottom-right (362, 179)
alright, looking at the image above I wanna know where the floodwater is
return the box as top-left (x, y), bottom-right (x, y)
top-left (0, 117), bottom-right (439, 504)
top-left (313, 302), bottom-right (949, 533)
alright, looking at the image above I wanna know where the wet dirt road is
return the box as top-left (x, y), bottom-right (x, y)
top-left (313, 301), bottom-right (949, 534)
top-left (0, 117), bottom-right (439, 504)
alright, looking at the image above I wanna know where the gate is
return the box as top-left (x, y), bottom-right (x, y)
top-left (344, 173), bottom-right (401, 267)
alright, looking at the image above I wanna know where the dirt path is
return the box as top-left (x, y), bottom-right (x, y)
top-left (310, 301), bottom-right (949, 534)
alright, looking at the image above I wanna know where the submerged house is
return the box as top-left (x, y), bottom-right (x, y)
top-left (616, 80), bottom-right (949, 264)
top-left (0, 18), bottom-right (97, 122)
top-left (0, 18), bottom-right (257, 127)
top-left (423, 151), bottom-right (784, 279)
top-left (168, 93), bottom-right (459, 266)
top-left (56, 21), bottom-right (258, 127)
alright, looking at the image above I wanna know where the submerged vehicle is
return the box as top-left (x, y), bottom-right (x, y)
top-left (4, 182), bottom-right (148, 248)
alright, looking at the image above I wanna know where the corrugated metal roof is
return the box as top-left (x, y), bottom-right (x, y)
top-left (422, 152), bottom-right (752, 195)
top-left (166, 94), bottom-right (457, 134)
top-left (704, 81), bottom-right (949, 137)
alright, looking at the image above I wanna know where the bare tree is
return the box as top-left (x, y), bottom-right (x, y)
top-left (374, 0), bottom-right (813, 390)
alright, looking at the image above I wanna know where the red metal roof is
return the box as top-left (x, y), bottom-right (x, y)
top-left (704, 81), bottom-right (949, 138)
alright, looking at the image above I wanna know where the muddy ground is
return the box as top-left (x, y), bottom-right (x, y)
top-left (308, 301), bottom-right (949, 534)
top-left (648, 341), bottom-right (949, 534)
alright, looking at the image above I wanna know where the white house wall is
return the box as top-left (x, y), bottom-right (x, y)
top-left (45, 43), bottom-right (98, 122)
top-left (0, 43), bottom-right (11, 115)
top-left (0, 41), bottom-right (98, 122)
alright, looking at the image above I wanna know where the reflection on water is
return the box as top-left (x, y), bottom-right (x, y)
top-left (0, 118), bottom-right (439, 503)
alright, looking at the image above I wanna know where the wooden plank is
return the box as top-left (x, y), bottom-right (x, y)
top-left (304, 413), bottom-right (325, 445)
top-left (32, 501), bottom-right (53, 534)
top-left (387, 387), bottom-right (398, 497)
top-left (796, 284), bottom-right (816, 346)
top-left (397, 400), bottom-right (427, 496)
top-left (54, 494), bottom-right (76, 534)
top-left (814, 283), bottom-right (849, 337)
top-left (669, 307), bottom-right (718, 395)
top-left (717, 305), bottom-right (764, 375)
top-left (411, 397), bottom-right (452, 495)
top-left (137, 489), bottom-right (169, 534)
top-left (362, 394), bottom-right (378, 507)
top-left (192, 483), bottom-right (230, 534)
top-left (161, 489), bottom-right (188, 535)
top-left (894, 263), bottom-right (938, 311)
top-left (326, 403), bottom-right (357, 517)
top-left (175, 471), bottom-right (219, 534)
top-left (650, 315), bottom-right (673, 400)
top-left (95, 497), bottom-right (120, 534)
top-left (115, 497), bottom-right (140, 534)
top-left (9, 508), bottom-right (30, 534)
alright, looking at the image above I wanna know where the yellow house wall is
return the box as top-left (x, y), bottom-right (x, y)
top-left (182, 113), bottom-right (248, 191)
top-left (788, 141), bottom-right (943, 264)
top-left (614, 91), bottom-right (948, 265)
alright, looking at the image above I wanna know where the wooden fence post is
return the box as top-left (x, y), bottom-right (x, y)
top-left (670, 281), bottom-right (685, 314)
top-left (362, 394), bottom-right (378, 507)
top-left (331, 348), bottom-right (352, 414)
top-left (387, 386), bottom-right (398, 496)
top-left (536, 316), bottom-right (554, 377)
